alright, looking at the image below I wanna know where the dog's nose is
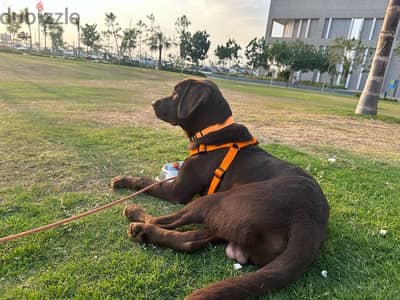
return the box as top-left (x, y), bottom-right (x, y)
top-left (152, 100), bottom-right (159, 107)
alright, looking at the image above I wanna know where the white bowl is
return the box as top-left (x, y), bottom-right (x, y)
top-left (156, 161), bottom-right (184, 181)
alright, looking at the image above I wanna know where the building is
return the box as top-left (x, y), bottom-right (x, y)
top-left (264, 0), bottom-right (400, 98)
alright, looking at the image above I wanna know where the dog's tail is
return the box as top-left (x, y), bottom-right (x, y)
top-left (186, 222), bottom-right (324, 300)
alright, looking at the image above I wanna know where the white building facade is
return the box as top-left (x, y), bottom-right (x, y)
top-left (265, 0), bottom-right (400, 97)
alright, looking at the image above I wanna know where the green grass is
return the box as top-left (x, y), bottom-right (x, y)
top-left (216, 80), bottom-right (400, 123)
top-left (1, 53), bottom-right (400, 299)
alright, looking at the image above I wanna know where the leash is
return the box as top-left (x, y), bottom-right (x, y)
top-left (0, 177), bottom-right (176, 244)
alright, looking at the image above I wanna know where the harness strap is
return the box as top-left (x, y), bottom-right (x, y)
top-left (189, 137), bottom-right (258, 195)
top-left (207, 144), bottom-right (240, 195)
top-left (190, 116), bottom-right (234, 141)
top-left (189, 137), bottom-right (258, 156)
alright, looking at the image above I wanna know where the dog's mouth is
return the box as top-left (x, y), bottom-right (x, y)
top-left (152, 105), bottom-right (178, 126)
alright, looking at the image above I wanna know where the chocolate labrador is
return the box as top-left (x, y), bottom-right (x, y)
top-left (111, 78), bottom-right (329, 300)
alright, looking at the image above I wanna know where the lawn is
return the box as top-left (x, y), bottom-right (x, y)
top-left (0, 53), bottom-right (399, 299)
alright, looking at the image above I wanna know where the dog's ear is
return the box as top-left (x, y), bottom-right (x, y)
top-left (177, 81), bottom-right (211, 119)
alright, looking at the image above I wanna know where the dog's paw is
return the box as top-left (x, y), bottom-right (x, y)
top-left (128, 222), bottom-right (149, 243)
top-left (123, 204), bottom-right (148, 223)
top-left (111, 175), bottom-right (136, 189)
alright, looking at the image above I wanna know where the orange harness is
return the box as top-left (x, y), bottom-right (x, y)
top-left (189, 117), bottom-right (258, 195)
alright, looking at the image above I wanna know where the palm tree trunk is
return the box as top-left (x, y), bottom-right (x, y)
top-left (355, 0), bottom-right (400, 115)
top-left (158, 45), bottom-right (162, 69)
top-left (77, 27), bottom-right (81, 56)
top-left (38, 12), bottom-right (41, 50)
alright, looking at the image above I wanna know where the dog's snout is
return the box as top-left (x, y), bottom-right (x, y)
top-left (152, 99), bottom-right (159, 107)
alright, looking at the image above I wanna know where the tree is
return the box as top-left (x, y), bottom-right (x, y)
top-left (267, 40), bottom-right (328, 84)
top-left (268, 40), bottom-right (292, 68)
top-left (327, 37), bottom-right (365, 86)
top-left (40, 14), bottom-right (54, 50)
top-left (289, 41), bottom-right (319, 73)
top-left (147, 29), bottom-right (172, 69)
top-left (245, 37), bottom-right (270, 72)
top-left (103, 13), bottom-right (122, 58)
top-left (136, 19), bottom-right (147, 61)
top-left (175, 15), bottom-right (192, 59)
top-left (146, 15), bottom-right (172, 69)
top-left (187, 30), bottom-right (210, 65)
top-left (356, 0), bottom-right (400, 115)
top-left (49, 23), bottom-right (64, 53)
top-left (215, 38), bottom-right (241, 68)
top-left (312, 48), bottom-right (330, 80)
top-left (22, 8), bottom-right (33, 49)
top-left (120, 28), bottom-right (138, 59)
top-left (81, 23), bottom-right (101, 55)
top-left (5, 12), bottom-right (21, 47)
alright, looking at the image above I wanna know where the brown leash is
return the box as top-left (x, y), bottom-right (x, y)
top-left (0, 177), bottom-right (176, 244)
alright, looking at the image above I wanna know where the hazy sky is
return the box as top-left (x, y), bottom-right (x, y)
top-left (1, 0), bottom-right (270, 62)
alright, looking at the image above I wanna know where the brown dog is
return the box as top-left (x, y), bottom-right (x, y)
top-left (112, 78), bottom-right (329, 300)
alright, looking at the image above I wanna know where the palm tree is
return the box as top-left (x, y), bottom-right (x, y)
top-left (22, 8), bottom-right (32, 49)
top-left (41, 14), bottom-right (54, 50)
top-left (104, 12), bottom-right (121, 58)
top-left (6, 23), bottom-right (21, 47)
top-left (136, 19), bottom-right (147, 61)
top-left (49, 23), bottom-right (64, 54)
top-left (356, 0), bottom-right (400, 115)
top-left (120, 28), bottom-right (138, 59)
top-left (328, 37), bottom-right (365, 87)
top-left (147, 29), bottom-right (172, 69)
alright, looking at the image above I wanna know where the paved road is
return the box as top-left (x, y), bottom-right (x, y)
top-left (206, 73), bottom-right (358, 97)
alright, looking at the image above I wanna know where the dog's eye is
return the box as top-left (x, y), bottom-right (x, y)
top-left (172, 92), bottom-right (179, 100)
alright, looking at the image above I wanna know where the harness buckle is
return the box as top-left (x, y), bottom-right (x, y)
top-left (214, 167), bottom-right (225, 179)
top-left (198, 144), bottom-right (207, 153)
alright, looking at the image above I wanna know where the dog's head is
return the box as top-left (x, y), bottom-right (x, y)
top-left (152, 79), bottom-right (232, 137)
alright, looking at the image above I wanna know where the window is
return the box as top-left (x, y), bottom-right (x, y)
top-left (329, 18), bottom-right (352, 39)
top-left (292, 19), bottom-right (301, 38)
top-left (360, 18), bottom-right (373, 40)
top-left (348, 18), bottom-right (363, 39)
top-left (270, 19), bottom-right (302, 38)
top-left (307, 19), bottom-right (319, 38)
top-left (321, 18), bottom-right (330, 39)
top-left (372, 18), bottom-right (384, 40)
top-left (271, 20), bottom-right (285, 38)
top-left (299, 19), bottom-right (309, 38)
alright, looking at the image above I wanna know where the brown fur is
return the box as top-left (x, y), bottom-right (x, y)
top-left (112, 78), bottom-right (329, 300)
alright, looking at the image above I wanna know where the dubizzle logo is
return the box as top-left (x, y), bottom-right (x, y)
top-left (0, 2), bottom-right (80, 25)
top-left (36, 1), bottom-right (44, 12)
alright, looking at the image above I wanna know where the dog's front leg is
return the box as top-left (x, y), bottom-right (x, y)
top-left (111, 175), bottom-right (201, 204)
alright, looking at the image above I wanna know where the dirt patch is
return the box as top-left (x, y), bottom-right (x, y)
top-left (67, 99), bottom-right (400, 162)
top-left (74, 108), bottom-right (169, 128)
top-left (3, 84), bottom-right (400, 163)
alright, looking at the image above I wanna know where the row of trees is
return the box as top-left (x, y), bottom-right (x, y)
top-left (3, 8), bottom-right (398, 99)
top-left (214, 36), bottom-right (367, 87)
top-left (3, 9), bottom-right (64, 53)
top-left (79, 13), bottom-right (211, 69)
top-left (1, 10), bottom-right (212, 69)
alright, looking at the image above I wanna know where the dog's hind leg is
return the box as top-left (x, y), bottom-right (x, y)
top-left (123, 194), bottom-right (218, 229)
top-left (123, 204), bottom-right (190, 229)
top-left (128, 223), bottom-right (216, 252)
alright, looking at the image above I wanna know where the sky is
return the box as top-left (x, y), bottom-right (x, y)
top-left (0, 0), bottom-right (271, 63)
